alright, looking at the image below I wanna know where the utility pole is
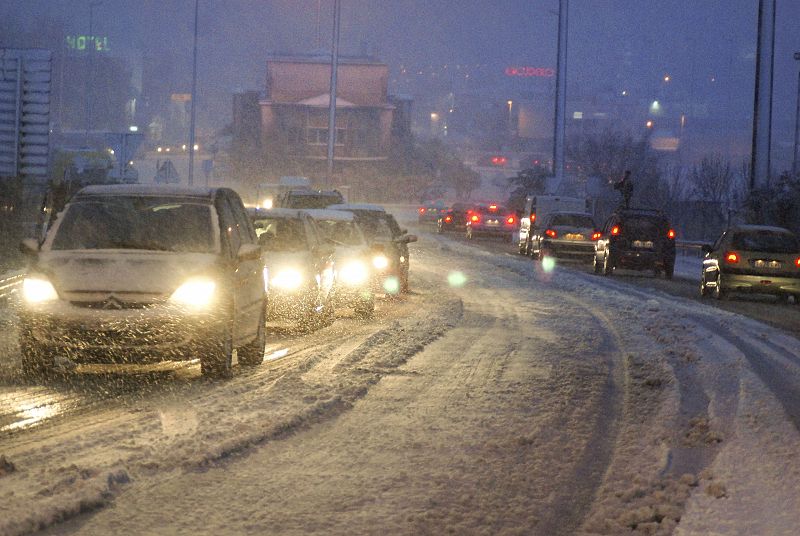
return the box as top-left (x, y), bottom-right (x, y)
top-left (750, 0), bottom-right (776, 191)
top-left (326, 0), bottom-right (341, 187)
top-left (188, 0), bottom-right (199, 186)
top-left (552, 0), bottom-right (568, 186)
top-left (792, 52), bottom-right (800, 178)
top-left (85, 1), bottom-right (101, 146)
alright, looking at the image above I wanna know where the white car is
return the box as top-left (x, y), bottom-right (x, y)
top-left (306, 209), bottom-right (377, 317)
top-left (18, 185), bottom-right (267, 379)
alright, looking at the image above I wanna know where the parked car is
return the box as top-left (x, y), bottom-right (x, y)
top-left (278, 188), bottom-right (345, 209)
top-left (436, 202), bottom-right (473, 233)
top-left (418, 200), bottom-right (447, 224)
top-left (593, 208), bottom-right (676, 278)
top-left (18, 185), bottom-right (267, 379)
top-left (249, 208), bottom-right (336, 330)
top-left (306, 208), bottom-right (377, 317)
top-left (531, 211), bottom-right (599, 262)
top-left (700, 224), bottom-right (800, 302)
top-left (465, 203), bottom-right (518, 242)
top-left (328, 203), bottom-right (417, 294)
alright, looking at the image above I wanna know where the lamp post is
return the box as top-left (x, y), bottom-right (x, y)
top-left (792, 52), bottom-right (800, 178)
top-left (188, 0), bottom-right (199, 186)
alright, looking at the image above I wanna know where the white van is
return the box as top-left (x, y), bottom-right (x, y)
top-left (518, 195), bottom-right (590, 255)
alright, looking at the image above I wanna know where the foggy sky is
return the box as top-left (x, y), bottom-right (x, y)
top-left (3, 1), bottom-right (800, 169)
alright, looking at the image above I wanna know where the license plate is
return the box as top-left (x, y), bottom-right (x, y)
top-left (754, 259), bottom-right (781, 269)
top-left (486, 220), bottom-right (499, 226)
top-left (565, 233), bottom-right (584, 240)
top-left (632, 240), bottom-right (653, 248)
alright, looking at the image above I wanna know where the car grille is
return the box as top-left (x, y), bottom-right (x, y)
top-left (69, 299), bottom-right (156, 309)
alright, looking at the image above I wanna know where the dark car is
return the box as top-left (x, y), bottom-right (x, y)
top-left (278, 188), bottom-right (345, 209)
top-left (249, 208), bottom-right (336, 330)
top-left (700, 224), bottom-right (800, 302)
top-left (418, 201), bottom-right (447, 224)
top-left (436, 202), bottom-right (474, 233)
top-left (593, 208), bottom-right (676, 278)
top-left (328, 203), bottom-right (418, 294)
top-left (18, 185), bottom-right (267, 379)
top-left (532, 211), bottom-right (599, 262)
top-left (465, 203), bottom-right (518, 242)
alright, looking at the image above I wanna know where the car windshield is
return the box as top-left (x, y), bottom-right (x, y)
top-left (316, 220), bottom-right (364, 246)
top-left (732, 230), bottom-right (800, 253)
top-left (50, 196), bottom-right (215, 252)
top-left (285, 193), bottom-right (342, 209)
top-left (550, 214), bottom-right (595, 228)
top-left (253, 217), bottom-right (308, 251)
top-left (352, 212), bottom-right (399, 242)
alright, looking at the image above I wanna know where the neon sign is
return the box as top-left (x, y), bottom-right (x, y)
top-left (66, 35), bottom-right (111, 53)
top-left (505, 66), bottom-right (555, 78)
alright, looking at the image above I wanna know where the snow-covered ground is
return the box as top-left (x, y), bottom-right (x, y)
top-left (1, 226), bottom-right (799, 536)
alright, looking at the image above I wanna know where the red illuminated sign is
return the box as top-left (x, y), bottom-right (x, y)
top-left (505, 66), bottom-right (555, 78)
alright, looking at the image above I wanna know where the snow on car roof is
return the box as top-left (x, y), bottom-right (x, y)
top-left (327, 203), bottom-right (386, 212)
top-left (247, 207), bottom-right (308, 219)
top-left (76, 184), bottom-right (218, 198)
top-left (304, 209), bottom-right (355, 221)
top-left (729, 223), bottom-right (796, 234)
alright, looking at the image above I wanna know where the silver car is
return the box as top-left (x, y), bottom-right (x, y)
top-left (18, 185), bottom-right (267, 379)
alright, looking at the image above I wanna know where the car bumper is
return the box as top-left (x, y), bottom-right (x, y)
top-left (470, 226), bottom-right (515, 237)
top-left (721, 272), bottom-right (800, 295)
top-left (615, 249), bottom-right (675, 269)
top-left (543, 239), bottom-right (595, 259)
top-left (18, 302), bottom-right (225, 364)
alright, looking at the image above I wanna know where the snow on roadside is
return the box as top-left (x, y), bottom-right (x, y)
top-left (0, 279), bottom-right (463, 536)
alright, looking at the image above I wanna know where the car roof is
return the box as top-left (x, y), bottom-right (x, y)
top-left (75, 184), bottom-right (218, 199)
top-left (545, 211), bottom-right (594, 219)
top-left (304, 208), bottom-right (355, 221)
top-left (248, 207), bottom-right (308, 219)
top-left (729, 224), bottom-right (795, 234)
top-left (327, 203), bottom-right (386, 212)
top-left (287, 189), bottom-right (342, 196)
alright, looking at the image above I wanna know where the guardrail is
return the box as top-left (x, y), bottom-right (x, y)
top-left (0, 272), bottom-right (23, 305)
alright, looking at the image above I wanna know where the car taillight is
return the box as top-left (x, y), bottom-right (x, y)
top-left (725, 251), bottom-right (740, 264)
top-left (545, 229), bottom-right (557, 238)
top-left (506, 216), bottom-right (516, 225)
top-left (610, 225), bottom-right (620, 236)
top-left (667, 229), bottom-right (676, 239)
top-left (795, 256), bottom-right (800, 268)
top-left (591, 232), bottom-right (602, 241)
top-left (470, 214), bottom-right (480, 223)
top-left (530, 213), bottom-right (536, 224)
top-left (418, 207), bottom-right (426, 214)
top-left (445, 215), bottom-right (452, 223)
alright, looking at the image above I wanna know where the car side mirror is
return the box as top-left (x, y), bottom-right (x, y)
top-left (237, 243), bottom-right (262, 262)
top-left (701, 244), bottom-right (713, 255)
top-left (20, 238), bottom-right (39, 257)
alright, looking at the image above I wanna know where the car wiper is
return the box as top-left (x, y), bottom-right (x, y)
top-left (107, 240), bottom-right (174, 251)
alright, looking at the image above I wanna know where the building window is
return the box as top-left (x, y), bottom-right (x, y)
top-left (306, 127), bottom-right (344, 146)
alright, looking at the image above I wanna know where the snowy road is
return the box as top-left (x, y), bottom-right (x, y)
top-left (1, 224), bottom-right (800, 535)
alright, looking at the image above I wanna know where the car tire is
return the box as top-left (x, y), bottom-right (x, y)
top-left (602, 252), bottom-right (614, 276)
top-left (201, 323), bottom-right (234, 379)
top-left (19, 334), bottom-right (53, 379)
top-left (466, 227), bottom-right (473, 240)
top-left (592, 254), bottom-right (602, 274)
top-left (518, 238), bottom-right (526, 255)
top-left (713, 273), bottom-right (728, 300)
top-left (699, 277), bottom-right (710, 298)
top-left (238, 306), bottom-right (266, 367)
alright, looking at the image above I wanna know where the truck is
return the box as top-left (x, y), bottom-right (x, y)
top-left (517, 194), bottom-right (590, 255)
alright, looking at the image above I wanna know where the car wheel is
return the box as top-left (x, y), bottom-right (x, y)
top-left (201, 323), bottom-right (234, 379)
top-left (238, 305), bottom-right (266, 366)
top-left (466, 227), bottom-right (473, 240)
top-left (518, 238), bottom-right (526, 255)
top-left (713, 273), bottom-right (728, 300)
top-left (602, 252), bottom-right (614, 276)
top-left (19, 334), bottom-right (53, 379)
top-left (592, 253), bottom-right (602, 274)
top-left (699, 276), bottom-right (710, 298)
top-left (436, 223), bottom-right (443, 234)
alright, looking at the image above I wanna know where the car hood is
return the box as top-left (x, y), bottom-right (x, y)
top-left (35, 250), bottom-right (221, 295)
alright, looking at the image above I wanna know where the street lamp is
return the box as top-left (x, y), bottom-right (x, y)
top-left (793, 52), bottom-right (800, 178)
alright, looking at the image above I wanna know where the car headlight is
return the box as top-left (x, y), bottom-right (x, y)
top-left (170, 278), bottom-right (216, 308)
top-left (22, 277), bottom-right (59, 303)
top-left (339, 260), bottom-right (369, 285)
top-left (372, 254), bottom-right (389, 270)
top-left (271, 268), bottom-right (304, 290)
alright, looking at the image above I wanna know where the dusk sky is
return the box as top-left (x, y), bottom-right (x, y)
top-left (3, 1), bottom-right (800, 169)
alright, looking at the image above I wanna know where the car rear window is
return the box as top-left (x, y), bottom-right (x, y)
top-left (285, 193), bottom-right (343, 209)
top-left (51, 197), bottom-right (215, 253)
top-left (253, 217), bottom-right (308, 251)
top-left (622, 216), bottom-right (665, 238)
top-left (732, 230), bottom-right (800, 254)
top-left (550, 214), bottom-right (594, 227)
